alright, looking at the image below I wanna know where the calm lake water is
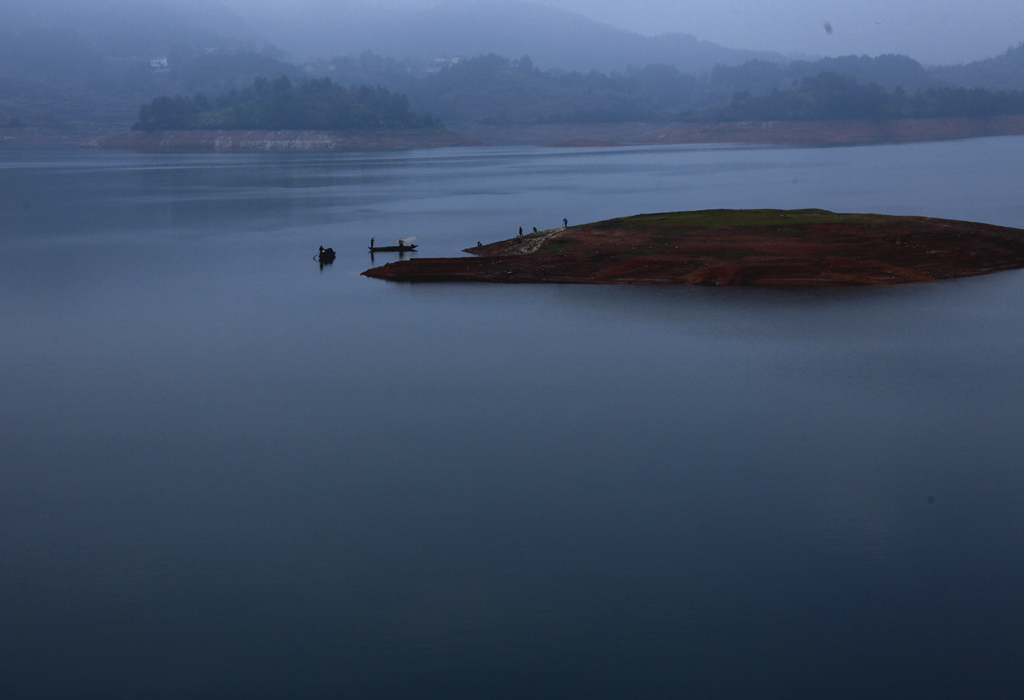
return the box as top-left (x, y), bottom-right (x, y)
top-left (2, 140), bottom-right (1023, 699)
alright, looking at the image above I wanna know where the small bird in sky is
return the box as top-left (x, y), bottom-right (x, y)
top-left (824, 21), bottom-right (834, 35)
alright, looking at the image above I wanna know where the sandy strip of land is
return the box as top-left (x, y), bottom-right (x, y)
top-left (635, 116), bottom-right (1024, 146)
top-left (92, 129), bottom-right (481, 152)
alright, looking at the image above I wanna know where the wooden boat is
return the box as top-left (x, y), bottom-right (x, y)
top-left (369, 244), bottom-right (418, 252)
top-left (317, 246), bottom-right (336, 263)
top-left (370, 235), bottom-right (418, 252)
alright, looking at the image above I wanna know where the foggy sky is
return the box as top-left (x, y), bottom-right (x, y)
top-left (549, 0), bottom-right (1024, 64)
top-left (223, 0), bottom-right (1024, 66)
top-left (16, 0), bottom-right (1022, 66)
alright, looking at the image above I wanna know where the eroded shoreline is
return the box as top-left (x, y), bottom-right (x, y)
top-left (54, 115), bottom-right (1024, 152)
top-left (91, 129), bottom-right (480, 152)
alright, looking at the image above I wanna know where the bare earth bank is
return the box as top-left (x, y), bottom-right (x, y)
top-left (636, 116), bottom-right (1024, 146)
top-left (92, 129), bottom-right (481, 152)
top-left (14, 116), bottom-right (1024, 150)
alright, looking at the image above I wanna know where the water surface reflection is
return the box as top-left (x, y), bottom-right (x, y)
top-left (1, 144), bottom-right (1022, 699)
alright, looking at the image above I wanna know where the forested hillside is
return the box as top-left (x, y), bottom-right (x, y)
top-left (932, 43), bottom-right (1024, 91)
top-left (405, 55), bottom-right (697, 125)
top-left (132, 77), bottom-right (440, 132)
top-left (685, 72), bottom-right (1024, 122)
top-left (6, 0), bottom-right (1024, 143)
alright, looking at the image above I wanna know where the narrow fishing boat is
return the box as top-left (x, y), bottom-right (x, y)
top-left (370, 235), bottom-right (418, 252)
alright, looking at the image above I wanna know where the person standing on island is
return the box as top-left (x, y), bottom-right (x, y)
top-left (519, 226), bottom-right (523, 237)
top-left (563, 218), bottom-right (568, 228)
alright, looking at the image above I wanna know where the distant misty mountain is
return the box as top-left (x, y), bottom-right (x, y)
top-left (316, 52), bottom-right (946, 129)
top-left (3, 0), bottom-right (258, 57)
top-left (237, 0), bottom-right (786, 73)
top-left (6, 0), bottom-right (1024, 139)
top-left (709, 54), bottom-right (939, 102)
top-left (0, 0), bottom-right (286, 131)
top-left (932, 44), bottom-right (1024, 91)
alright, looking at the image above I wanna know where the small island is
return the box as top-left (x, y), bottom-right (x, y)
top-left (362, 209), bottom-right (1024, 287)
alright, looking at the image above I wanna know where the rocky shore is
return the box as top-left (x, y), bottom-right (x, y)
top-left (363, 209), bottom-right (1024, 287)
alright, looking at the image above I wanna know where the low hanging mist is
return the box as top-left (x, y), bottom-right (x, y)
top-left (4, 0), bottom-right (1024, 140)
top-left (7, 0), bottom-right (1024, 67)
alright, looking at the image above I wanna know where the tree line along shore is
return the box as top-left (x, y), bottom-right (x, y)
top-left (74, 46), bottom-right (1024, 150)
top-left (127, 56), bottom-right (1024, 134)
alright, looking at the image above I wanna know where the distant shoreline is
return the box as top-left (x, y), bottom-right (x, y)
top-left (10, 116), bottom-right (1024, 151)
top-left (90, 129), bottom-right (481, 152)
top-left (633, 115), bottom-right (1024, 147)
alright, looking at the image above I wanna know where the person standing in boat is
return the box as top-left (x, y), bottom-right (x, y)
top-left (370, 237), bottom-right (375, 249)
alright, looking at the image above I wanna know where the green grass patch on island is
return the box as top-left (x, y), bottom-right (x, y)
top-left (596, 209), bottom-right (892, 233)
top-left (539, 238), bottom-right (581, 253)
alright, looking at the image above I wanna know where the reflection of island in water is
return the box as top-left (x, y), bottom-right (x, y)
top-left (363, 209), bottom-right (1024, 287)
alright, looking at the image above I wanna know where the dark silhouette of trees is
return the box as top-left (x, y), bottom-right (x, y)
top-left (133, 76), bottom-right (441, 131)
top-left (398, 54), bottom-right (696, 125)
top-left (132, 58), bottom-right (1024, 133)
top-left (685, 72), bottom-right (1024, 122)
